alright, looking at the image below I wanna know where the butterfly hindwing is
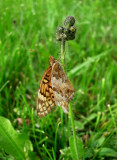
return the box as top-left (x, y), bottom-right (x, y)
top-left (51, 62), bottom-right (75, 113)
top-left (37, 66), bottom-right (55, 117)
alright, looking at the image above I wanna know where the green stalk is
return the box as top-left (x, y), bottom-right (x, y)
top-left (60, 39), bottom-right (80, 160)
top-left (69, 103), bottom-right (79, 160)
top-left (61, 39), bottom-right (65, 69)
top-left (60, 39), bottom-right (65, 137)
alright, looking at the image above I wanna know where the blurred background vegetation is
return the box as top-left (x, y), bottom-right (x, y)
top-left (0, 0), bottom-right (117, 159)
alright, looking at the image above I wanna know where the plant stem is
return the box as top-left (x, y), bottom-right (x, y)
top-left (61, 39), bottom-right (65, 69)
top-left (61, 39), bottom-right (80, 160)
top-left (60, 39), bottom-right (80, 160)
top-left (60, 39), bottom-right (65, 137)
top-left (69, 103), bottom-right (79, 160)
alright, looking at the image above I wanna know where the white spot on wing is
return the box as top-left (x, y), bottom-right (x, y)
top-left (38, 104), bottom-right (41, 109)
top-left (38, 92), bottom-right (40, 98)
top-left (51, 77), bottom-right (63, 87)
top-left (54, 91), bottom-right (67, 101)
top-left (40, 108), bottom-right (43, 112)
top-left (45, 110), bottom-right (48, 114)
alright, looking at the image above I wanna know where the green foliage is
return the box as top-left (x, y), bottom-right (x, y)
top-left (0, 0), bottom-right (117, 159)
top-left (0, 116), bottom-right (38, 160)
top-left (69, 136), bottom-right (84, 160)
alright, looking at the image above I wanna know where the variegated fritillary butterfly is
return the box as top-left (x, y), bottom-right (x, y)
top-left (36, 56), bottom-right (75, 117)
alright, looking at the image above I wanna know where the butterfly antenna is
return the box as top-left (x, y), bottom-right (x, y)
top-left (29, 49), bottom-right (48, 58)
top-left (30, 37), bottom-right (49, 58)
top-left (57, 55), bottom-right (61, 61)
top-left (29, 49), bottom-right (41, 55)
top-left (41, 37), bottom-right (49, 53)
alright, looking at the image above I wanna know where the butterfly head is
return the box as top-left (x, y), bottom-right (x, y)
top-left (49, 56), bottom-right (57, 66)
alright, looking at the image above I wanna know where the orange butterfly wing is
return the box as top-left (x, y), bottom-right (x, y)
top-left (36, 66), bottom-right (55, 117)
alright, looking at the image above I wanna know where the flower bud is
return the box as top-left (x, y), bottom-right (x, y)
top-left (64, 16), bottom-right (75, 28)
top-left (55, 26), bottom-right (64, 41)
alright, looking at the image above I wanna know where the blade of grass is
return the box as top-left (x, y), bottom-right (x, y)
top-left (69, 103), bottom-right (80, 160)
top-left (43, 144), bottom-right (53, 160)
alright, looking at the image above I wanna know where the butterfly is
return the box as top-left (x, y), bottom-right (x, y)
top-left (36, 56), bottom-right (75, 117)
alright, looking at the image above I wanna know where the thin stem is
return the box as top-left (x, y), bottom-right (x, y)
top-left (61, 39), bottom-right (65, 69)
top-left (60, 38), bottom-right (80, 160)
top-left (60, 39), bottom-right (65, 139)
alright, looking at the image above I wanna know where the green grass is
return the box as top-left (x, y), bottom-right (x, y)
top-left (0, 0), bottom-right (117, 159)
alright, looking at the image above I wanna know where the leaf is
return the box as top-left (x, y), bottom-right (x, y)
top-left (68, 50), bottom-right (110, 77)
top-left (84, 147), bottom-right (93, 159)
top-left (0, 116), bottom-right (32, 159)
top-left (60, 147), bottom-right (71, 158)
top-left (69, 136), bottom-right (84, 160)
top-left (74, 121), bottom-right (84, 130)
top-left (99, 147), bottom-right (117, 157)
top-left (91, 136), bottom-right (105, 148)
top-left (28, 151), bottom-right (40, 160)
top-left (83, 113), bottom-right (97, 125)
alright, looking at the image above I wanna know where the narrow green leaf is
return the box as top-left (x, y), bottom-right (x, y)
top-left (69, 136), bottom-right (84, 160)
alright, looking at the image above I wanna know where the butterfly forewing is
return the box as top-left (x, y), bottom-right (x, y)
top-left (37, 66), bottom-right (55, 117)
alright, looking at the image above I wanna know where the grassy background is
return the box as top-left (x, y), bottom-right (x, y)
top-left (0, 0), bottom-right (117, 159)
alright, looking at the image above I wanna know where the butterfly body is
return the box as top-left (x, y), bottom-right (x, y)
top-left (37, 56), bottom-right (75, 117)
